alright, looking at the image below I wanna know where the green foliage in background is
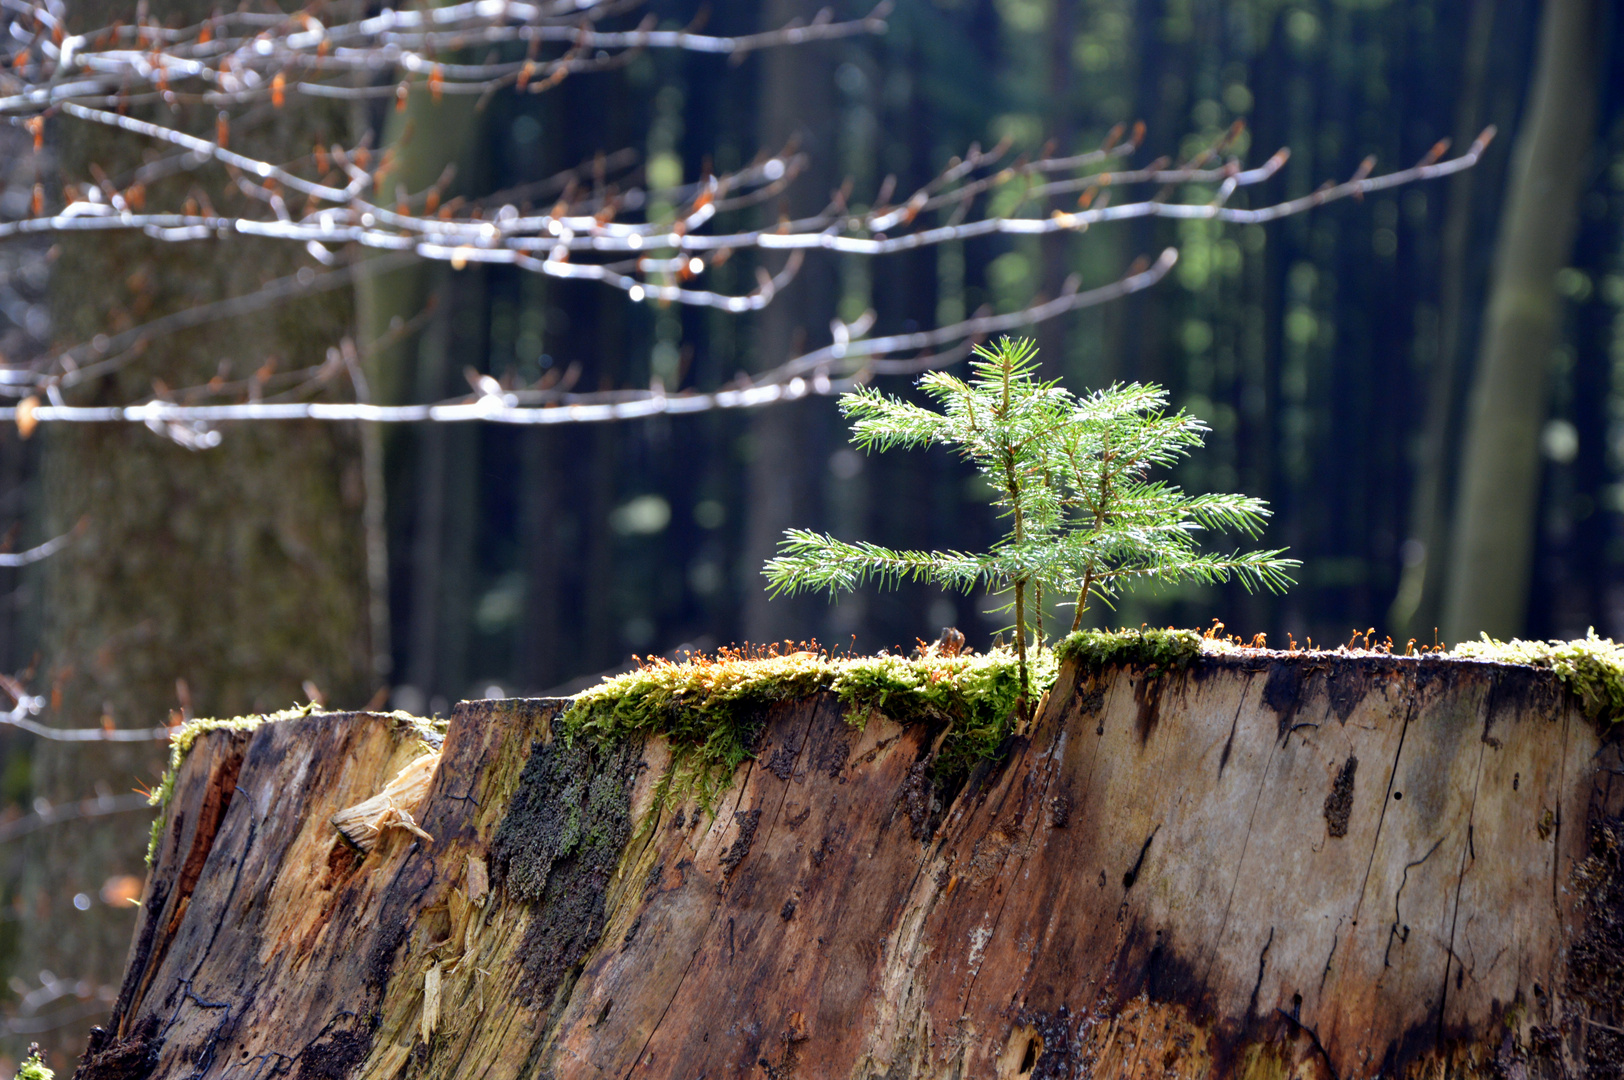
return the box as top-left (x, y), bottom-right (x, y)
top-left (764, 337), bottom-right (1297, 702)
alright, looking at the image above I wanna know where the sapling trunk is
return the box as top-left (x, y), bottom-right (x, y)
top-left (1012, 580), bottom-right (1029, 713)
top-left (1071, 440), bottom-right (1114, 633)
top-left (997, 350), bottom-right (1030, 711)
top-left (1071, 570), bottom-right (1094, 633)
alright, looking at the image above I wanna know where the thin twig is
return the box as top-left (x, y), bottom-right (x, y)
top-left (0, 688), bottom-right (178, 741)
top-left (0, 791), bottom-right (152, 844)
top-left (0, 526), bottom-right (76, 566)
top-left (0, 250), bottom-right (1177, 428)
top-left (38, 252), bottom-right (418, 388)
top-left (0, 1), bottom-right (891, 114)
top-left (0, 712), bottom-right (179, 741)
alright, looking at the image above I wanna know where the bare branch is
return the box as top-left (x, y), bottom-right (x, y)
top-left (0, 791), bottom-right (152, 844)
top-left (0, 709), bottom-right (178, 741)
top-left (0, 0), bottom-right (1490, 434)
top-left (30, 252), bottom-right (419, 389)
top-left (0, 525), bottom-right (77, 566)
top-left (0, 249), bottom-right (1177, 428)
top-left (0, 129), bottom-right (1493, 273)
top-left (0, 1), bottom-right (891, 115)
top-left (0, 670), bottom-right (177, 740)
top-left (768, 248), bottom-right (1179, 383)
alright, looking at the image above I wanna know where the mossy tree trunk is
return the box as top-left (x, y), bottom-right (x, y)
top-left (11, 3), bottom-right (374, 1065)
top-left (84, 650), bottom-right (1624, 1079)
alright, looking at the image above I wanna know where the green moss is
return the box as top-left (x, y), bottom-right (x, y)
top-left (564, 650), bottom-right (832, 806)
top-left (14, 1047), bottom-right (53, 1080)
top-left (490, 737), bottom-right (640, 1008)
top-left (1063, 625), bottom-right (1624, 726)
top-left (145, 705), bottom-right (444, 864)
top-left (551, 627), bottom-right (1624, 813)
top-left (832, 648), bottom-right (1055, 777)
top-left (145, 704), bottom-right (314, 864)
top-left (1055, 627), bottom-right (1205, 677)
top-left (1454, 629), bottom-right (1624, 724)
top-left (561, 645), bottom-right (1055, 804)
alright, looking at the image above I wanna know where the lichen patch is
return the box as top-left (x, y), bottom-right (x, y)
top-left (490, 735), bottom-right (641, 1010)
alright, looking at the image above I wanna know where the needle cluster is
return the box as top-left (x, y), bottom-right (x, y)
top-left (763, 336), bottom-right (1298, 703)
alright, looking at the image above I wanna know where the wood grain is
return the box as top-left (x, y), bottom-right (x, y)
top-left (76, 654), bottom-right (1624, 1080)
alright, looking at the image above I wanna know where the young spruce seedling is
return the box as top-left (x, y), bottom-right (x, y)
top-left (763, 336), bottom-right (1298, 708)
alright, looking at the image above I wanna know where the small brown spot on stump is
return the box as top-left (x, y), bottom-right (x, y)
top-left (1323, 755), bottom-right (1357, 838)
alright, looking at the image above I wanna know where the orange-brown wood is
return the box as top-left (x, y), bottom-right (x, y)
top-left (76, 654), bottom-right (1624, 1080)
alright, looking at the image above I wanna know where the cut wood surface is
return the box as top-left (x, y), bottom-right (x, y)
top-left (74, 652), bottom-right (1624, 1079)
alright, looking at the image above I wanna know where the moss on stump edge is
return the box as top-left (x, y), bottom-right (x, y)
top-left (145, 627), bottom-right (1624, 858)
top-left (1060, 626), bottom-right (1624, 725)
top-left (561, 644), bottom-right (1054, 805)
top-left (13, 1047), bottom-right (54, 1080)
top-left (145, 705), bottom-right (444, 863)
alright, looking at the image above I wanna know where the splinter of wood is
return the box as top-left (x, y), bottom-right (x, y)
top-left (330, 750), bottom-right (439, 852)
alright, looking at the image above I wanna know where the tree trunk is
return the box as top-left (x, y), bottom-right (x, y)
top-left (1387, 0), bottom-right (1498, 643)
top-left (353, 86), bottom-right (486, 706)
top-left (741, 0), bottom-right (840, 645)
top-left (12, 7), bottom-right (374, 1062)
top-left (1441, 0), bottom-right (1602, 643)
top-left (1035, 0), bottom-right (1075, 387)
top-left (79, 650), bottom-right (1624, 1079)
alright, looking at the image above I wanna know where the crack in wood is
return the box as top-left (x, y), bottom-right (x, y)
top-left (1384, 836), bottom-right (1444, 968)
top-left (1437, 718), bottom-right (1489, 1044)
top-left (1120, 826), bottom-right (1159, 891)
top-left (1352, 696), bottom-right (1418, 928)
top-left (1246, 927), bottom-right (1274, 1018)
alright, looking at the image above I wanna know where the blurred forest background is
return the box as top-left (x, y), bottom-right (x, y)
top-left (0, 0), bottom-right (1621, 1067)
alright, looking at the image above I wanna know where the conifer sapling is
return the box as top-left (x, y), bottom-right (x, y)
top-left (763, 336), bottom-right (1297, 707)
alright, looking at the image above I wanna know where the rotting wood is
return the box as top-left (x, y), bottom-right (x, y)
top-left (75, 652), bottom-right (1624, 1079)
top-left (330, 749), bottom-right (440, 853)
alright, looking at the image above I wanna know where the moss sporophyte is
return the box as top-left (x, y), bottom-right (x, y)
top-left (14, 1047), bottom-right (53, 1080)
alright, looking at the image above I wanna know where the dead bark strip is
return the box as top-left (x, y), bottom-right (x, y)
top-left (77, 654), bottom-right (1624, 1079)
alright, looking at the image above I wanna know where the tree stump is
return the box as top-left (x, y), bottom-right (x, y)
top-left (74, 651), bottom-right (1624, 1079)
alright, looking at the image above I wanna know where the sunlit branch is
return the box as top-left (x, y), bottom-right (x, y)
top-left (0, 699), bottom-right (178, 741)
top-left (55, 101), bottom-right (361, 202)
top-left (0, 250), bottom-right (1176, 427)
top-left (0, 127), bottom-right (1493, 272)
top-left (0, 1), bottom-right (892, 114)
top-left (22, 251), bottom-right (419, 389)
top-left (0, 791), bottom-right (153, 844)
top-left (767, 248), bottom-right (1178, 383)
top-left (0, 526), bottom-right (77, 566)
top-left (0, 0), bottom-right (1493, 436)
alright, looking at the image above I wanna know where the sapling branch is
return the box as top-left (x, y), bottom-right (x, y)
top-left (764, 336), bottom-right (1299, 715)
